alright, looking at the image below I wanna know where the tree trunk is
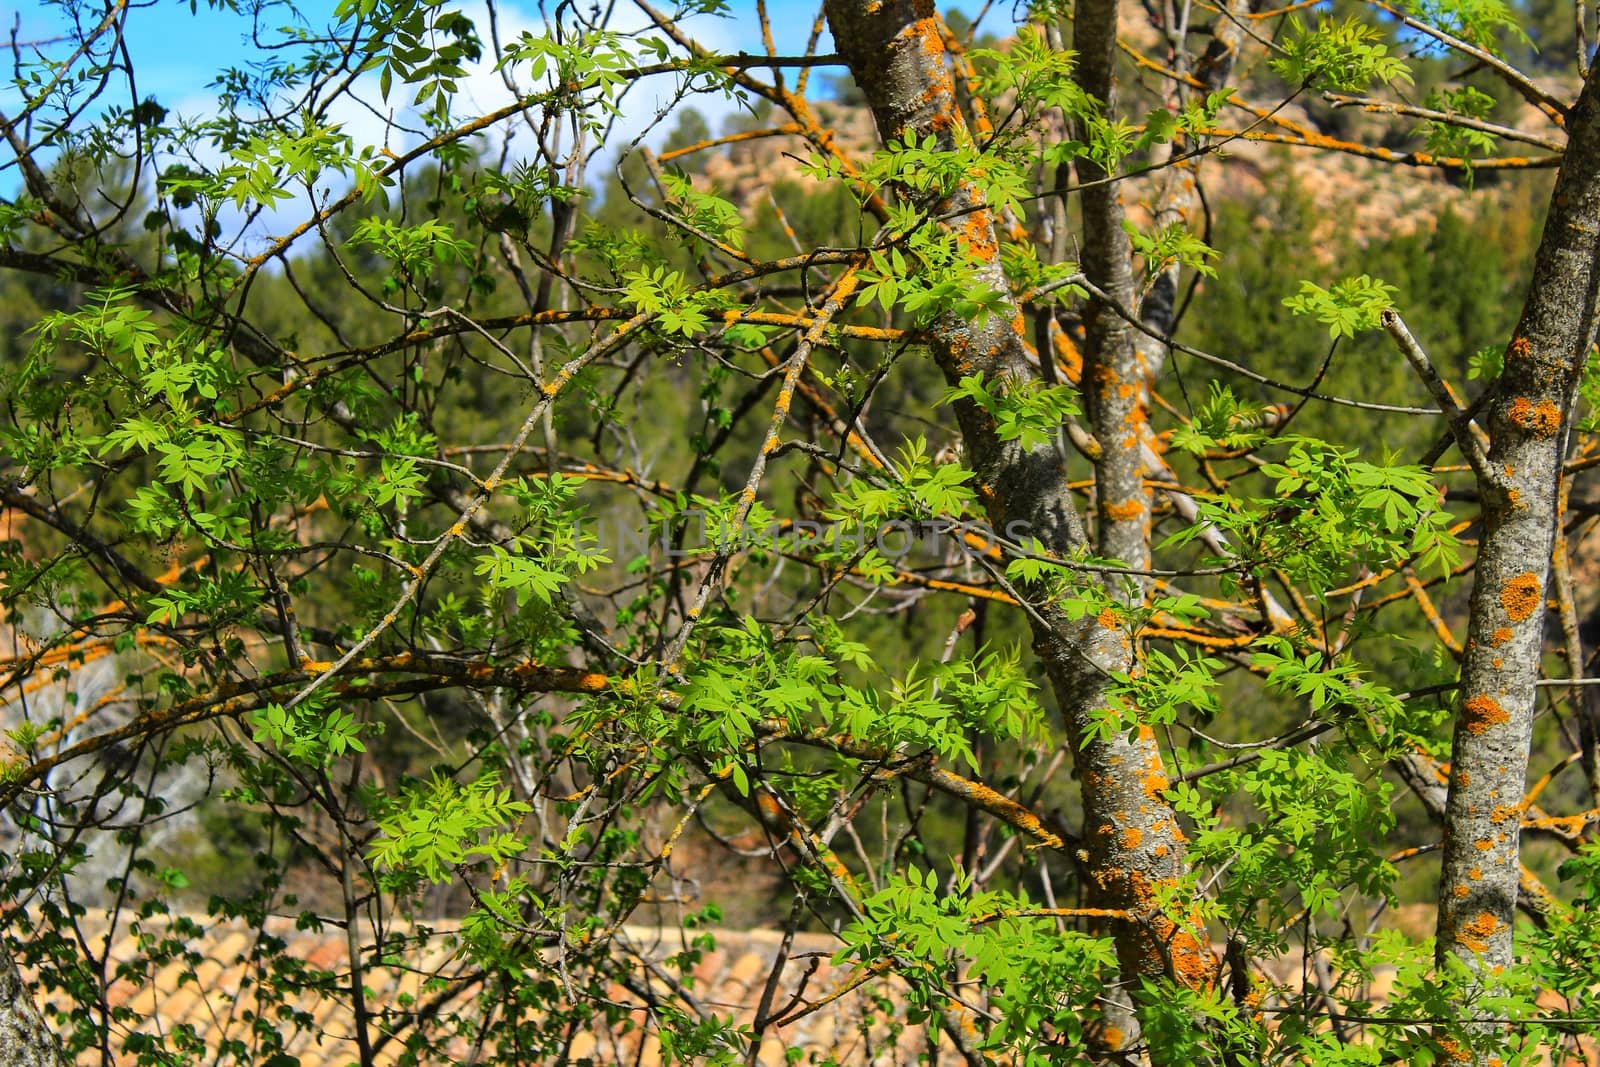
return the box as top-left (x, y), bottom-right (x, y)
top-left (0, 947), bottom-right (65, 1067)
top-left (1436, 52), bottom-right (1600, 1015)
top-left (824, 1), bottom-right (1219, 1051)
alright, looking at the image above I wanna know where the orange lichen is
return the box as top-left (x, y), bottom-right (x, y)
top-left (1469, 866), bottom-right (1482, 880)
top-left (1554, 813), bottom-right (1585, 836)
top-left (1464, 694), bottom-right (1510, 734)
top-left (1489, 627), bottom-right (1513, 646)
top-left (1534, 399), bottom-right (1562, 434)
top-left (1490, 803), bottom-right (1519, 824)
top-left (1474, 838), bottom-right (1495, 851)
top-left (1500, 571), bottom-right (1541, 622)
top-left (1121, 827), bottom-right (1144, 850)
top-left (1097, 608), bottom-right (1120, 630)
top-left (1506, 488), bottom-right (1522, 510)
top-left (1508, 336), bottom-right (1532, 360)
top-left (1111, 870), bottom-right (1218, 991)
top-left (1453, 885), bottom-right (1470, 898)
top-left (1102, 497), bottom-right (1144, 522)
top-left (1508, 395), bottom-right (1562, 437)
top-left (957, 212), bottom-right (997, 261)
top-left (1166, 926), bottom-right (1219, 990)
top-left (1456, 911), bottom-right (1499, 953)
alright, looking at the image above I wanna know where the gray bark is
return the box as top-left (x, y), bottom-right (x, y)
top-left (0, 946), bottom-right (66, 1067)
top-left (824, 1), bottom-right (1220, 1047)
top-left (1074, 0), bottom-right (1150, 582)
top-left (1436, 54), bottom-right (1600, 1003)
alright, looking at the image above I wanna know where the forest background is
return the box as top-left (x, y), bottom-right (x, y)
top-left (3, 0), bottom-right (1600, 1062)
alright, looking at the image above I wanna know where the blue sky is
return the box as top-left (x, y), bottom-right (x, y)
top-left (7, 0), bottom-right (838, 105)
top-left (1, 0), bottom-right (861, 211)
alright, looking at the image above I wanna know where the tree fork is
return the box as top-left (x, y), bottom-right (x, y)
top-left (823, 0), bottom-right (1219, 1034)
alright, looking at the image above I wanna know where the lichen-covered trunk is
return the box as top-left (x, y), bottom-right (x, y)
top-left (824, 0), bottom-right (1218, 1040)
top-left (1073, 0), bottom-right (1150, 581)
top-left (1, 948), bottom-right (65, 1067)
top-left (1436, 61), bottom-right (1600, 991)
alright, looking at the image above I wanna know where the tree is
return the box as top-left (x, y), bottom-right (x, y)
top-left (3, 0), bottom-right (1600, 1063)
